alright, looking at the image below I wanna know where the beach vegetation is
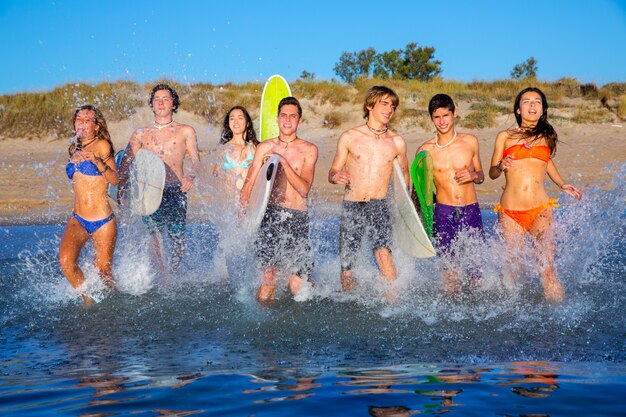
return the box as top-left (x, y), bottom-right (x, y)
top-left (460, 102), bottom-right (508, 129)
top-left (0, 78), bottom-right (621, 140)
top-left (292, 80), bottom-right (352, 106)
top-left (334, 43), bottom-right (441, 83)
top-left (511, 57), bottom-right (538, 80)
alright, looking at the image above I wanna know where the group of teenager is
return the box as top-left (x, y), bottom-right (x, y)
top-left (59, 83), bottom-right (582, 305)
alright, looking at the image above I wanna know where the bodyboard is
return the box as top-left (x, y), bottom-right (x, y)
top-left (410, 150), bottom-right (435, 238)
top-left (260, 75), bottom-right (292, 141)
top-left (247, 155), bottom-right (280, 235)
top-left (391, 159), bottom-right (436, 258)
top-left (107, 149), bottom-right (126, 201)
top-left (129, 149), bottom-right (166, 216)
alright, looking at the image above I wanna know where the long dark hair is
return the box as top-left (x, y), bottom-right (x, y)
top-left (220, 106), bottom-right (258, 145)
top-left (513, 87), bottom-right (558, 155)
top-left (69, 105), bottom-right (115, 157)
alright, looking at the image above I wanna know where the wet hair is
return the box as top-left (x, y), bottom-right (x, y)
top-left (69, 105), bottom-right (114, 157)
top-left (149, 83), bottom-right (180, 113)
top-left (513, 87), bottom-right (558, 155)
top-left (220, 105), bottom-right (259, 145)
top-left (363, 85), bottom-right (400, 119)
top-left (428, 93), bottom-right (455, 116)
top-left (277, 96), bottom-right (302, 118)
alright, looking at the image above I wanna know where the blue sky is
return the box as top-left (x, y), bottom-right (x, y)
top-left (1, 0), bottom-right (625, 95)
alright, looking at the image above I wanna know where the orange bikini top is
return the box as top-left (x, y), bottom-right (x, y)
top-left (503, 144), bottom-right (551, 163)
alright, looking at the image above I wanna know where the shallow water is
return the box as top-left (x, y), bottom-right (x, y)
top-left (1, 171), bottom-right (625, 415)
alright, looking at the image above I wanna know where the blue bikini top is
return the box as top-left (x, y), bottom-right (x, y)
top-left (223, 143), bottom-right (254, 171)
top-left (66, 160), bottom-right (102, 179)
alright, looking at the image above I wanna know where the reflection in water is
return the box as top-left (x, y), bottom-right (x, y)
top-left (0, 165), bottom-right (624, 414)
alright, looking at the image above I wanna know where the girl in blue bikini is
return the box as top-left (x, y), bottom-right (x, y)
top-left (59, 105), bottom-right (118, 304)
top-left (213, 106), bottom-right (259, 195)
top-left (211, 106), bottom-right (258, 280)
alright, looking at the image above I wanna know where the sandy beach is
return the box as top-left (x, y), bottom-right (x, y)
top-left (0, 100), bottom-right (623, 226)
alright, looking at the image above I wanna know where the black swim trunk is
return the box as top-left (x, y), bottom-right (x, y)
top-left (142, 182), bottom-right (187, 246)
top-left (254, 204), bottom-right (313, 279)
top-left (340, 198), bottom-right (393, 272)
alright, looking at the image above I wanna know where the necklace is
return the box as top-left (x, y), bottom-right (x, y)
top-left (435, 129), bottom-right (457, 148)
top-left (77, 137), bottom-right (98, 150)
top-left (278, 136), bottom-right (297, 147)
top-left (153, 120), bottom-right (174, 130)
top-left (366, 123), bottom-right (388, 139)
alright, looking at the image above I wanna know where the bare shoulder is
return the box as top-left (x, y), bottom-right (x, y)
top-left (130, 127), bottom-right (148, 140)
top-left (301, 139), bottom-right (319, 155)
top-left (458, 132), bottom-right (479, 146)
top-left (94, 139), bottom-right (113, 155)
top-left (256, 139), bottom-right (274, 153)
top-left (341, 125), bottom-right (365, 142)
top-left (177, 123), bottom-right (197, 136)
top-left (418, 137), bottom-right (437, 153)
top-left (390, 130), bottom-right (407, 153)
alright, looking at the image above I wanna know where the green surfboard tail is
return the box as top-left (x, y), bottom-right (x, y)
top-left (410, 150), bottom-right (435, 238)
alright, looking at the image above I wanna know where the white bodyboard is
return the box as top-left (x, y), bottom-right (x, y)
top-left (391, 159), bottom-right (436, 258)
top-left (129, 149), bottom-right (166, 216)
top-left (247, 155), bottom-right (280, 235)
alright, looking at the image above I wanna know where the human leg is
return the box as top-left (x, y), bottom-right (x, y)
top-left (529, 208), bottom-right (563, 303)
top-left (497, 211), bottom-right (527, 287)
top-left (369, 199), bottom-right (395, 283)
top-left (257, 265), bottom-right (277, 302)
top-left (91, 217), bottom-right (118, 289)
top-left (59, 216), bottom-right (91, 289)
top-left (340, 201), bottom-right (364, 291)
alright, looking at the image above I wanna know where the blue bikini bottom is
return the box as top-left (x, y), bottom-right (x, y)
top-left (72, 212), bottom-right (115, 235)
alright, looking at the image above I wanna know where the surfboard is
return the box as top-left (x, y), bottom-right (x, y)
top-left (259, 75), bottom-right (292, 141)
top-left (128, 149), bottom-right (166, 216)
top-left (246, 155), bottom-right (280, 235)
top-left (107, 149), bottom-right (126, 201)
top-left (410, 150), bottom-right (435, 238)
top-left (390, 159), bottom-right (436, 258)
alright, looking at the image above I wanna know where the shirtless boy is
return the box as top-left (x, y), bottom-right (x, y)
top-left (416, 94), bottom-right (484, 294)
top-left (328, 86), bottom-right (409, 292)
top-left (118, 84), bottom-right (201, 270)
top-left (240, 97), bottom-right (318, 302)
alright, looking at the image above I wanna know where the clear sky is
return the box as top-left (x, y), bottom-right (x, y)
top-left (1, 0), bottom-right (625, 95)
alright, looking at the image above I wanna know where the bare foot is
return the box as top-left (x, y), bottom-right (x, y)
top-left (542, 271), bottom-right (564, 304)
top-left (341, 271), bottom-right (356, 291)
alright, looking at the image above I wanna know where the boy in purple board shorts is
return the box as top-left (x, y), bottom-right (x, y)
top-left (415, 94), bottom-right (484, 295)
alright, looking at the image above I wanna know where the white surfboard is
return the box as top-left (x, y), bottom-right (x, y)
top-left (247, 155), bottom-right (280, 235)
top-left (129, 149), bottom-right (166, 216)
top-left (390, 159), bottom-right (436, 258)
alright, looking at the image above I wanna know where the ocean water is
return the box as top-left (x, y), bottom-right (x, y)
top-left (1, 169), bottom-right (624, 416)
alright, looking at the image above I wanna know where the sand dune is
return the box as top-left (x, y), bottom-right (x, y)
top-left (0, 99), bottom-right (623, 225)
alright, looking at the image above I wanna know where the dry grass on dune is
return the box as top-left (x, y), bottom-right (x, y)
top-left (0, 79), bottom-right (624, 141)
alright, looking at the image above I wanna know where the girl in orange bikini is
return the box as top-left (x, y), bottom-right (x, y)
top-left (489, 87), bottom-right (582, 303)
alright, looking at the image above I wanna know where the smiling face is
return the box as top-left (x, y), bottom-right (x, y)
top-left (517, 91), bottom-right (544, 125)
top-left (277, 104), bottom-right (300, 136)
top-left (367, 95), bottom-right (396, 126)
top-left (228, 108), bottom-right (247, 136)
top-left (430, 107), bottom-right (455, 135)
top-left (74, 109), bottom-right (99, 139)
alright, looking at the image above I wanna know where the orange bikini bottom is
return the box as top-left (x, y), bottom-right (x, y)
top-left (494, 199), bottom-right (560, 232)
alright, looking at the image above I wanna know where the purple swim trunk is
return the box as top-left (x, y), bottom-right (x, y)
top-left (433, 202), bottom-right (484, 254)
